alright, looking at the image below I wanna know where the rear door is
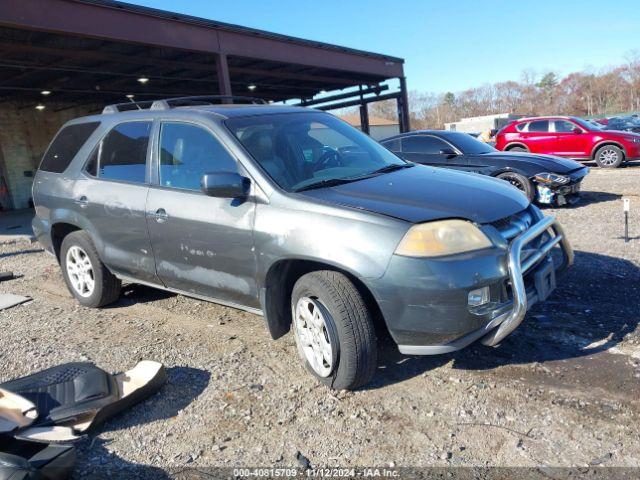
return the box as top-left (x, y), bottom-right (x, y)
top-left (398, 135), bottom-right (467, 169)
top-left (145, 120), bottom-right (259, 308)
top-left (75, 120), bottom-right (158, 283)
top-left (521, 120), bottom-right (554, 154)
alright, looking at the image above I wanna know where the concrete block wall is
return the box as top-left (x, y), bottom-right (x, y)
top-left (0, 103), bottom-right (95, 210)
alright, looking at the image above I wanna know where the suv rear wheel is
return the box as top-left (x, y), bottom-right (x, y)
top-left (291, 271), bottom-right (377, 390)
top-left (60, 231), bottom-right (121, 308)
top-left (594, 145), bottom-right (624, 168)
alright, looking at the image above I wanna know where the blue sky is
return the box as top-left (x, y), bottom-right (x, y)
top-left (128, 0), bottom-right (639, 94)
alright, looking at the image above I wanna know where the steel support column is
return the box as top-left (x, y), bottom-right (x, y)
top-left (397, 76), bottom-right (411, 133)
top-left (216, 53), bottom-right (232, 101)
top-left (359, 104), bottom-right (370, 135)
top-left (359, 86), bottom-right (370, 135)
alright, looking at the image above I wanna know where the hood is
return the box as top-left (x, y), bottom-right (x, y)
top-left (486, 151), bottom-right (583, 173)
top-left (603, 130), bottom-right (640, 141)
top-left (299, 165), bottom-right (530, 224)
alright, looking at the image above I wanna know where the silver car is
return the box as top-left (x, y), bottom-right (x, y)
top-left (32, 97), bottom-right (573, 390)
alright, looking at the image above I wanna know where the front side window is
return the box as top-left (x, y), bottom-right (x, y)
top-left (226, 112), bottom-right (406, 192)
top-left (98, 122), bottom-right (151, 183)
top-left (528, 120), bottom-right (549, 133)
top-left (159, 122), bottom-right (237, 191)
top-left (401, 135), bottom-right (450, 154)
top-left (40, 122), bottom-right (100, 173)
top-left (555, 120), bottom-right (578, 133)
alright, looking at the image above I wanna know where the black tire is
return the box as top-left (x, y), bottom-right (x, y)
top-left (496, 171), bottom-right (535, 201)
top-left (291, 271), bottom-right (377, 390)
top-left (594, 145), bottom-right (624, 168)
top-left (60, 231), bottom-right (121, 308)
top-left (507, 145), bottom-right (528, 152)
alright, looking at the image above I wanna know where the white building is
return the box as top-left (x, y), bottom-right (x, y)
top-left (444, 113), bottom-right (524, 134)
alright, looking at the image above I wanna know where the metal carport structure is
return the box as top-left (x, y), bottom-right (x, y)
top-left (0, 0), bottom-right (409, 210)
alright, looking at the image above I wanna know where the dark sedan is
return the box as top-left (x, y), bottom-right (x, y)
top-left (381, 130), bottom-right (589, 206)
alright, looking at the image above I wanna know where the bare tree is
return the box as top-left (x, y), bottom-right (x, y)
top-left (407, 53), bottom-right (639, 130)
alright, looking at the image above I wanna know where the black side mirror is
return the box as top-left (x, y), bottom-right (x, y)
top-left (439, 148), bottom-right (457, 157)
top-left (201, 172), bottom-right (250, 198)
top-left (572, 127), bottom-right (582, 134)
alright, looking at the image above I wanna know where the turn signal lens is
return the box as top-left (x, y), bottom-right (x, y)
top-left (395, 220), bottom-right (492, 257)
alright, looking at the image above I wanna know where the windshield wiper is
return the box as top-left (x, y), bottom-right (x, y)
top-left (293, 177), bottom-right (360, 192)
top-left (293, 164), bottom-right (413, 192)
top-left (368, 163), bottom-right (414, 175)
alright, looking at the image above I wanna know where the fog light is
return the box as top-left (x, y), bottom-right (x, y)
top-left (468, 287), bottom-right (490, 307)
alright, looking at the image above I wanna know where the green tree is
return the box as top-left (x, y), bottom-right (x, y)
top-left (443, 92), bottom-right (455, 106)
top-left (537, 72), bottom-right (558, 90)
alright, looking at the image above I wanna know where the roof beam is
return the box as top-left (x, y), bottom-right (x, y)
top-left (0, 0), bottom-right (404, 77)
top-left (0, 42), bottom-right (379, 87)
top-left (0, 42), bottom-right (210, 72)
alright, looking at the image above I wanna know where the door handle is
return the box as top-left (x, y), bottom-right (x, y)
top-left (75, 196), bottom-right (88, 208)
top-left (152, 208), bottom-right (168, 223)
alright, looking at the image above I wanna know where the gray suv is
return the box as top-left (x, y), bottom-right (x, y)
top-left (32, 96), bottom-right (573, 390)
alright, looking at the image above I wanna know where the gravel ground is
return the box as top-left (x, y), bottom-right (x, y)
top-left (1, 163), bottom-right (639, 478)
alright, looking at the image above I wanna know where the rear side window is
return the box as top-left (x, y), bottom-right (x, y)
top-left (98, 121), bottom-right (151, 183)
top-left (40, 122), bottom-right (100, 173)
top-left (515, 122), bottom-right (527, 132)
top-left (528, 120), bottom-right (549, 132)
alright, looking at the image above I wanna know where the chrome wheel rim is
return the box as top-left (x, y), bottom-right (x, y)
top-left (293, 297), bottom-right (334, 377)
top-left (65, 246), bottom-right (95, 298)
top-left (599, 149), bottom-right (618, 166)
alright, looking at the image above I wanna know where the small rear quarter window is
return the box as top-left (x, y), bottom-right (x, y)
top-left (39, 122), bottom-right (100, 173)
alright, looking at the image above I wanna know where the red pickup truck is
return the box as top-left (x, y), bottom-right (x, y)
top-left (495, 116), bottom-right (640, 168)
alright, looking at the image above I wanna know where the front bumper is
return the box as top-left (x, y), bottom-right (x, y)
top-left (373, 214), bottom-right (573, 355)
top-left (535, 167), bottom-right (589, 206)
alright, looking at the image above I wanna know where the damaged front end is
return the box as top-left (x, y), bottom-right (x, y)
top-left (533, 167), bottom-right (589, 206)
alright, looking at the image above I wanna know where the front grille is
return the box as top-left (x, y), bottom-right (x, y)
top-left (488, 208), bottom-right (558, 280)
top-left (490, 209), bottom-right (534, 242)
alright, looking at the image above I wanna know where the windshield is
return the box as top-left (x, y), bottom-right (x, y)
top-left (226, 112), bottom-right (407, 192)
top-left (573, 117), bottom-right (601, 130)
top-left (444, 132), bottom-right (497, 154)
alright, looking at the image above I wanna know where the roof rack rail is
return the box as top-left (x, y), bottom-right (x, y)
top-left (102, 101), bottom-right (155, 114)
top-left (102, 95), bottom-right (266, 114)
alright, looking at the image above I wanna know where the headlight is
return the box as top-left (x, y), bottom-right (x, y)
top-left (534, 172), bottom-right (570, 185)
top-left (395, 220), bottom-right (492, 257)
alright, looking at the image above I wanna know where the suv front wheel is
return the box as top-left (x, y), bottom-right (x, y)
top-left (594, 145), bottom-right (624, 168)
top-left (60, 231), bottom-right (122, 308)
top-left (291, 271), bottom-right (377, 390)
